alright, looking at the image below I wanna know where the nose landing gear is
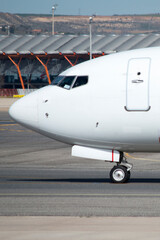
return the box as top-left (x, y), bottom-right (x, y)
top-left (110, 153), bottom-right (133, 183)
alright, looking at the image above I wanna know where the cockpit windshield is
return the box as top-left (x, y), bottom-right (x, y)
top-left (51, 75), bottom-right (88, 90)
top-left (58, 76), bottom-right (76, 90)
top-left (51, 75), bottom-right (65, 85)
top-left (72, 76), bottom-right (88, 88)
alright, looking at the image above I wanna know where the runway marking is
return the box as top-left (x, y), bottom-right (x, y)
top-left (125, 153), bottom-right (160, 162)
top-left (0, 123), bottom-right (32, 132)
top-left (0, 128), bottom-right (32, 133)
top-left (0, 193), bottom-right (160, 197)
top-left (0, 124), bottom-right (17, 126)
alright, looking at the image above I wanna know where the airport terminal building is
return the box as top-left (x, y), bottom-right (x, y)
top-left (1, 33), bottom-right (160, 95)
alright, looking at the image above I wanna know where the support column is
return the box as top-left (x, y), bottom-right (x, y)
top-left (35, 56), bottom-right (51, 85)
top-left (64, 55), bottom-right (79, 67)
top-left (8, 56), bottom-right (25, 89)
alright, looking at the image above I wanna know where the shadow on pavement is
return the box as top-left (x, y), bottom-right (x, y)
top-left (6, 178), bottom-right (160, 183)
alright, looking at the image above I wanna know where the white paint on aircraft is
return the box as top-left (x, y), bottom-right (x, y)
top-left (9, 47), bottom-right (160, 183)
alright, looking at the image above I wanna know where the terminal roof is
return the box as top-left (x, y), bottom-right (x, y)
top-left (1, 33), bottom-right (160, 55)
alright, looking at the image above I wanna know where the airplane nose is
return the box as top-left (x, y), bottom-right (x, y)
top-left (9, 91), bottom-right (38, 130)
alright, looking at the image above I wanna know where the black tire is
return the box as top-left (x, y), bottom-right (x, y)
top-left (126, 170), bottom-right (131, 182)
top-left (110, 165), bottom-right (130, 183)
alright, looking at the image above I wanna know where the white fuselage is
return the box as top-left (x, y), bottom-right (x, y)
top-left (9, 47), bottom-right (160, 152)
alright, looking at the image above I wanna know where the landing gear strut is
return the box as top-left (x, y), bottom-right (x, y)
top-left (110, 153), bottom-right (133, 183)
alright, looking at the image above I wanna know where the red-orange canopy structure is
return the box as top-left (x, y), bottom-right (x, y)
top-left (1, 33), bottom-right (160, 89)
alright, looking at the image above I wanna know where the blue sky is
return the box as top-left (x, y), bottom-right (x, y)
top-left (1, 0), bottom-right (160, 15)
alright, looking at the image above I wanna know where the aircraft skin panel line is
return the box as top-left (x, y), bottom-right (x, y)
top-left (9, 46), bottom-right (160, 183)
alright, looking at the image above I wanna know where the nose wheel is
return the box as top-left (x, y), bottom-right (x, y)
top-left (110, 153), bottom-right (132, 183)
top-left (110, 165), bottom-right (130, 183)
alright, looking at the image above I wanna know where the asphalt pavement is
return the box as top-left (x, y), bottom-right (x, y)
top-left (1, 111), bottom-right (160, 217)
top-left (1, 99), bottom-right (160, 239)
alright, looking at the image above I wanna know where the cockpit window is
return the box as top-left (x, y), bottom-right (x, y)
top-left (51, 75), bottom-right (88, 90)
top-left (58, 76), bottom-right (76, 90)
top-left (72, 76), bottom-right (88, 88)
top-left (51, 75), bottom-right (65, 85)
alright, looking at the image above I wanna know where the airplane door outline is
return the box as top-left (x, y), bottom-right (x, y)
top-left (125, 58), bottom-right (151, 111)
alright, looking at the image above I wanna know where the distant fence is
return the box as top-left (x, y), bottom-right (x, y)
top-left (0, 89), bottom-right (36, 97)
top-left (17, 89), bottom-right (36, 95)
top-left (0, 89), bottom-right (18, 97)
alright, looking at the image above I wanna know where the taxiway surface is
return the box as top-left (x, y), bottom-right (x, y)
top-left (1, 110), bottom-right (160, 216)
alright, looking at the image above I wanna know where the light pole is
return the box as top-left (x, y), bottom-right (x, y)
top-left (7, 25), bottom-right (10, 36)
top-left (89, 17), bottom-right (93, 60)
top-left (52, 4), bottom-right (58, 35)
top-left (89, 15), bottom-right (95, 60)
